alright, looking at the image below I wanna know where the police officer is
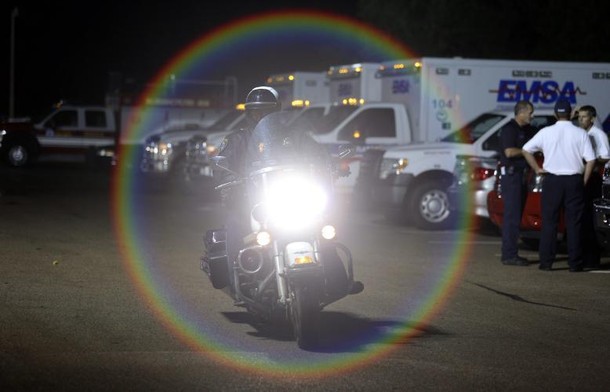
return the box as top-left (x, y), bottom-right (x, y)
top-left (522, 98), bottom-right (596, 272)
top-left (499, 100), bottom-right (535, 266)
top-left (218, 86), bottom-right (282, 182)
top-left (216, 86), bottom-right (281, 298)
top-left (216, 86), bottom-right (355, 299)
top-left (578, 105), bottom-right (610, 268)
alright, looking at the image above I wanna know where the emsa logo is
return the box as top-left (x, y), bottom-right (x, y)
top-left (493, 80), bottom-right (587, 104)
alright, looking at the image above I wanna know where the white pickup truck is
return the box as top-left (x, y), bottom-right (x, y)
top-left (139, 107), bottom-right (247, 175)
top-left (0, 102), bottom-right (226, 168)
top-left (0, 104), bottom-right (118, 167)
top-left (353, 110), bottom-right (558, 230)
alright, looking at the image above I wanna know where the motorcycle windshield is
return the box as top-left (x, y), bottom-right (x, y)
top-left (246, 111), bottom-right (328, 172)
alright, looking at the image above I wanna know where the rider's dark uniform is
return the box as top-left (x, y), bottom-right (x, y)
top-left (216, 125), bottom-right (256, 298)
top-left (215, 86), bottom-right (352, 300)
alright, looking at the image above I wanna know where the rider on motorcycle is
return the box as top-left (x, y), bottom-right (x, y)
top-left (216, 86), bottom-right (283, 299)
top-left (215, 86), bottom-right (351, 301)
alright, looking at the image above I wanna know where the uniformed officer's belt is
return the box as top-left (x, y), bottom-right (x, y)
top-left (500, 165), bottom-right (526, 175)
top-left (546, 173), bottom-right (581, 177)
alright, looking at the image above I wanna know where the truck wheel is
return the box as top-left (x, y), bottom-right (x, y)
top-left (5, 143), bottom-right (31, 167)
top-left (409, 181), bottom-right (452, 230)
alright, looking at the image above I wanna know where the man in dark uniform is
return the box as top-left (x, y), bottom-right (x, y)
top-left (522, 98), bottom-right (596, 272)
top-left (499, 100), bottom-right (534, 266)
top-left (216, 86), bottom-right (282, 298)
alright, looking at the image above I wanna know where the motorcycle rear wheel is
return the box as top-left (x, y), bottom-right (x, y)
top-left (290, 284), bottom-right (320, 349)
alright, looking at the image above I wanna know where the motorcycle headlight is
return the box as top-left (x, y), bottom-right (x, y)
top-left (256, 231), bottom-right (271, 246)
top-left (263, 175), bottom-right (328, 231)
top-left (321, 225), bottom-right (336, 240)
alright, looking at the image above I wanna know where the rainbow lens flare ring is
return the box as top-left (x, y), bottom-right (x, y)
top-left (111, 9), bottom-right (473, 379)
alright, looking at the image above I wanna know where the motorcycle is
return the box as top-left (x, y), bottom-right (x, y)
top-left (200, 112), bottom-right (363, 349)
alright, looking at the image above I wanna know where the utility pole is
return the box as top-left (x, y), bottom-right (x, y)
top-left (9, 7), bottom-right (19, 119)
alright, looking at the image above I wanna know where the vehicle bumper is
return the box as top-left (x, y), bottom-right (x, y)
top-left (593, 198), bottom-right (610, 247)
top-left (448, 184), bottom-right (490, 218)
top-left (369, 173), bottom-right (414, 212)
top-left (184, 161), bottom-right (213, 178)
top-left (140, 158), bottom-right (171, 173)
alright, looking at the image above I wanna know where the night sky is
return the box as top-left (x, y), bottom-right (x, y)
top-left (1, 1), bottom-right (361, 118)
top-left (1, 1), bottom-right (608, 119)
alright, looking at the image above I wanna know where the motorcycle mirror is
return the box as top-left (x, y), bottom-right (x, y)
top-left (211, 156), bottom-right (240, 177)
top-left (211, 155), bottom-right (226, 166)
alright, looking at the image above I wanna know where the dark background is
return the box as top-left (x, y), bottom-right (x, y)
top-left (1, 0), bottom-right (609, 119)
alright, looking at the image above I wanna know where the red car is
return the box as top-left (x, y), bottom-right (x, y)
top-left (486, 154), bottom-right (567, 249)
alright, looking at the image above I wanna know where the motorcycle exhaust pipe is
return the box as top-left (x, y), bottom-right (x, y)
top-left (237, 246), bottom-right (264, 274)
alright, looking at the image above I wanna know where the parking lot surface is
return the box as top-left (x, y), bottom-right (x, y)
top-left (1, 161), bottom-right (609, 391)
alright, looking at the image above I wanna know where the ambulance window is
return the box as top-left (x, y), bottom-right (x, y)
top-left (50, 110), bottom-right (78, 128)
top-left (85, 110), bottom-right (108, 128)
top-left (442, 113), bottom-right (504, 144)
top-left (481, 115), bottom-right (557, 152)
top-left (482, 131), bottom-right (500, 152)
top-left (337, 108), bottom-right (396, 142)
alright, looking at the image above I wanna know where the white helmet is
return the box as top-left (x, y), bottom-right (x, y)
top-left (244, 86), bottom-right (281, 111)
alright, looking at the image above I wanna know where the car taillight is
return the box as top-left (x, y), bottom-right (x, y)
top-left (471, 167), bottom-right (495, 181)
top-left (604, 165), bottom-right (610, 181)
top-left (528, 173), bottom-right (545, 192)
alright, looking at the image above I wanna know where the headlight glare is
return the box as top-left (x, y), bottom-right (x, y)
top-left (264, 176), bottom-right (327, 230)
top-left (256, 231), bottom-right (271, 246)
top-left (321, 225), bottom-right (336, 240)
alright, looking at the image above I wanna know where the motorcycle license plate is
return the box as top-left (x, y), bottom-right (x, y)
top-left (285, 242), bottom-right (316, 267)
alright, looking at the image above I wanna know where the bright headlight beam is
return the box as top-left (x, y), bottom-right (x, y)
top-left (321, 225), bottom-right (336, 240)
top-left (265, 176), bottom-right (327, 230)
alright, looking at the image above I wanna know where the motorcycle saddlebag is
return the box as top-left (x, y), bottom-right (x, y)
top-left (201, 229), bottom-right (229, 289)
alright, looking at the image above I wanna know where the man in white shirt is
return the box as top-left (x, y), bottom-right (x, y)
top-left (578, 105), bottom-right (610, 268)
top-left (522, 98), bottom-right (596, 272)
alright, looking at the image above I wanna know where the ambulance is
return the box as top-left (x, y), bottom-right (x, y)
top-left (351, 57), bottom-right (610, 229)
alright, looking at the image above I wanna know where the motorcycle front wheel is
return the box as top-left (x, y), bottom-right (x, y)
top-left (290, 284), bottom-right (320, 349)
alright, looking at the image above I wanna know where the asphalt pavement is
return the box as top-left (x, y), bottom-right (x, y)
top-left (1, 160), bottom-right (610, 391)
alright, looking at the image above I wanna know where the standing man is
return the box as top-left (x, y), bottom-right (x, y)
top-left (499, 100), bottom-right (534, 266)
top-left (522, 98), bottom-right (596, 272)
top-left (578, 105), bottom-right (610, 268)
